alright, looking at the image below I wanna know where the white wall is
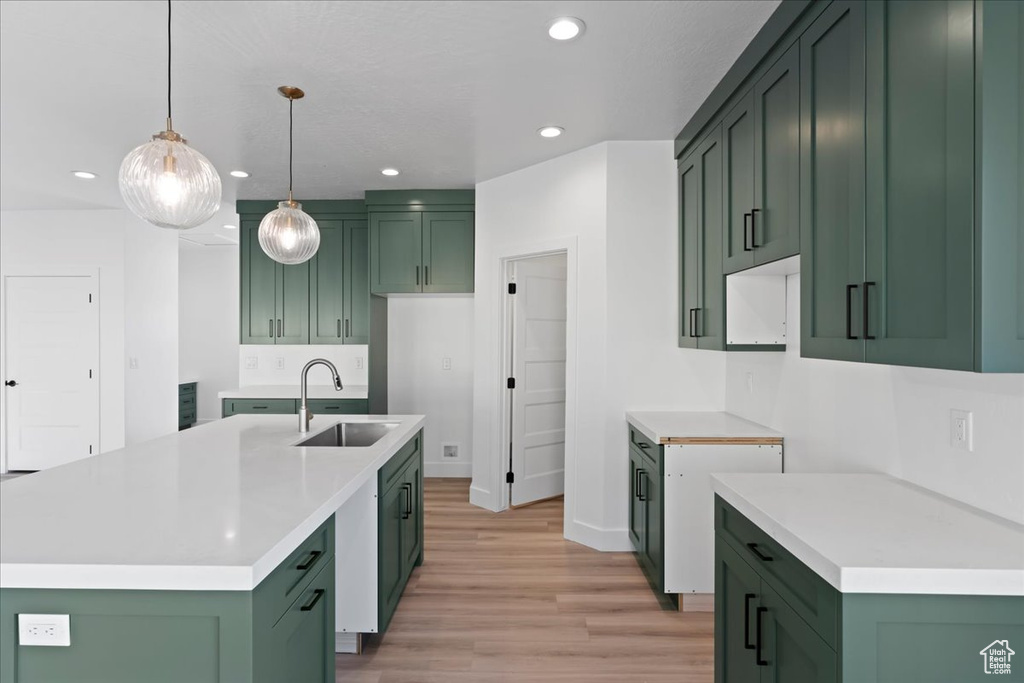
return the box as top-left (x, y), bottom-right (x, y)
top-left (726, 274), bottom-right (1024, 524)
top-left (388, 297), bottom-right (474, 477)
top-left (0, 209), bottom-right (179, 466)
top-left (238, 345), bottom-right (369, 387)
top-left (473, 141), bottom-right (726, 550)
top-left (179, 243), bottom-right (239, 423)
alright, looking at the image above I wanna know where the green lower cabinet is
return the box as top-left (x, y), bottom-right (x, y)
top-left (625, 429), bottom-right (675, 609)
top-left (377, 430), bottom-right (424, 634)
top-left (178, 382), bottom-right (197, 430)
top-left (0, 517), bottom-right (336, 683)
top-left (715, 498), bottom-right (1024, 682)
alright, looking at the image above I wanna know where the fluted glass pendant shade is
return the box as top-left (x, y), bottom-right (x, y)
top-left (119, 131), bottom-right (222, 230)
top-left (258, 200), bottom-right (320, 265)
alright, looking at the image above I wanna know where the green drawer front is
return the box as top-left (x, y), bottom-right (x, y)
top-left (178, 393), bottom-right (197, 410)
top-left (222, 398), bottom-right (297, 417)
top-left (715, 496), bottom-right (839, 648)
top-left (179, 382), bottom-right (197, 396)
top-left (380, 431), bottom-right (422, 493)
top-left (629, 426), bottom-right (658, 465)
top-left (255, 515), bottom-right (335, 624)
top-left (178, 408), bottom-right (196, 427)
top-left (306, 399), bottom-right (369, 415)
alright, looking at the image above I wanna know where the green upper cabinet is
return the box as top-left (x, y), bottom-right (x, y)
top-left (240, 220), bottom-right (309, 344)
top-left (679, 126), bottom-right (725, 350)
top-left (863, 0), bottom-right (975, 371)
top-left (367, 190), bottom-right (475, 295)
top-left (753, 43), bottom-right (801, 265)
top-left (370, 212), bottom-right (423, 294)
top-left (723, 92), bottom-right (756, 275)
top-left (422, 212), bottom-right (475, 293)
top-left (309, 219), bottom-right (369, 344)
top-left (799, 0), bottom-right (867, 364)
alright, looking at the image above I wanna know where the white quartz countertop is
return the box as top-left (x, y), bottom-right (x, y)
top-left (712, 473), bottom-right (1024, 596)
top-left (626, 411), bottom-right (781, 443)
top-left (218, 384), bottom-right (369, 400)
top-left (0, 413), bottom-right (424, 591)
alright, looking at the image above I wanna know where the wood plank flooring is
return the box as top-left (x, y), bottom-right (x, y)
top-left (335, 478), bottom-right (713, 682)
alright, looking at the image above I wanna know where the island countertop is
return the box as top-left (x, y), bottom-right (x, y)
top-left (218, 384), bottom-right (369, 400)
top-left (0, 414), bottom-right (424, 592)
top-left (712, 473), bottom-right (1024, 596)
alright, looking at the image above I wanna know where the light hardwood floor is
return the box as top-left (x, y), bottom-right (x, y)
top-left (335, 478), bottom-right (714, 682)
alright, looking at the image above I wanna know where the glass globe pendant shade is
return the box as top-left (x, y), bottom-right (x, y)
top-left (258, 200), bottom-right (320, 265)
top-left (119, 131), bottom-right (222, 230)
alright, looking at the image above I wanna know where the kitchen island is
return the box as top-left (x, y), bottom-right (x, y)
top-left (0, 413), bottom-right (424, 683)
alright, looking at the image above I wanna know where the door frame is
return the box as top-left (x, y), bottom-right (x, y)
top-left (493, 238), bottom-right (578, 530)
top-left (0, 266), bottom-right (100, 473)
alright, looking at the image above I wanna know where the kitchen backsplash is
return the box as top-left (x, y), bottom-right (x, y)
top-left (238, 345), bottom-right (370, 386)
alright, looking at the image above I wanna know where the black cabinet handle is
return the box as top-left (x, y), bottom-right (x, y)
top-left (425, 265), bottom-right (429, 285)
top-left (863, 281), bottom-right (876, 340)
top-left (416, 266), bottom-right (420, 286)
top-left (750, 208), bottom-right (761, 248)
top-left (337, 319), bottom-right (342, 338)
top-left (637, 442), bottom-right (650, 450)
top-left (693, 308), bottom-right (701, 338)
top-left (688, 308), bottom-right (697, 338)
top-left (756, 606), bottom-right (768, 666)
top-left (300, 588), bottom-right (325, 612)
top-left (252, 405), bottom-right (268, 410)
top-left (269, 319), bottom-right (274, 338)
top-left (296, 550), bottom-right (322, 571)
top-left (4, 380), bottom-right (16, 387)
top-left (744, 593), bottom-right (756, 649)
top-left (637, 469), bottom-right (646, 502)
top-left (634, 468), bottom-right (641, 500)
top-left (345, 319), bottom-right (350, 338)
top-left (845, 284), bottom-right (859, 340)
top-left (277, 319), bottom-right (283, 338)
top-left (401, 483), bottom-right (413, 519)
top-left (743, 212), bottom-right (753, 251)
top-left (747, 542), bottom-right (774, 562)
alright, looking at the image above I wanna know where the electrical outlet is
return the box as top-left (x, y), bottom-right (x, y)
top-left (950, 409), bottom-right (973, 452)
top-left (746, 372), bottom-right (755, 394)
top-left (129, 357), bottom-right (139, 370)
top-left (442, 357), bottom-right (452, 371)
top-left (18, 614), bottom-right (70, 647)
top-left (443, 444), bottom-right (458, 459)
top-left (356, 357), bottom-right (364, 370)
top-left (275, 357), bottom-right (285, 370)
top-left (244, 356), bottom-right (258, 370)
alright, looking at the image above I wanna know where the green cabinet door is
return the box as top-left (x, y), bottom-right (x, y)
top-left (864, 0), bottom-right (975, 371)
top-left (627, 448), bottom-right (646, 553)
top-left (799, 0), bottom-right (867, 363)
top-left (344, 220), bottom-right (370, 344)
top-left (679, 152), bottom-right (700, 348)
top-left (241, 221), bottom-right (278, 344)
top-left (723, 92), bottom-right (756, 274)
top-left (759, 582), bottom-right (837, 683)
top-left (277, 261), bottom-right (310, 344)
top-left (422, 212), bottom-right (474, 293)
top-left (753, 43), bottom-right (801, 265)
top-left (715, 537), bottom-right (763, 683)
top-left (309, 221), bottom-right (346, 344)
top-left (640, 455), bottom-right (662, 594)
top-left (260, 558), bottom-right (335, 683)
top-left (378, 478), bottom-right (406, 634)
top-left (400, 455), bottom-right (424, 570)
top-left (371, 212), bottom-right (423, 293)
top-left (697, 126), bottom-right (725, 350)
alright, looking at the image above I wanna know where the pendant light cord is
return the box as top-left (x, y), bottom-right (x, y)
top-left (166, 0), bottom-right (172, 128)
top-left (288, 97), bottom-right (294, 200)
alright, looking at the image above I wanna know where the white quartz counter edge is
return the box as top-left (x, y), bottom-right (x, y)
top-left (218, 384), bottom-right (369, 400)
top-left (626, 411), bottom-right (781, 443)
top-left (0, 415), bottom-right (423, 592)
top-left (711, 475), bottom-right (1024, 596)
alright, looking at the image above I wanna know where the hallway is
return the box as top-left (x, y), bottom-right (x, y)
top-left (335, 478), bottom-right (714, 682)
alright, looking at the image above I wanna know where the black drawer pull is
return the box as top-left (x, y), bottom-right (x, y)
top-left (747, 542), bottom-right (773, 562)
top-left (252, 405), bottom-right (268, 410)
top-left (637, 442), bottom-right (650, 450)
top-left (744, 593), bottom-right (756, 649)
top-left (296, 550), bottom-right (322, 571)
top-left (756, 606), bottom-right (768, 666)
top-left (845, 284), bottom-right (859, 340)
top-left (300, 589), bottom-right (325, 612)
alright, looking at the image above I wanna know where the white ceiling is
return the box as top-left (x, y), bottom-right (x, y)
top-left (0, 0), bottom-right (778, 238)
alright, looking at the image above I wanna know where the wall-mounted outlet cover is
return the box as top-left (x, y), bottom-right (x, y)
top-left (442, 357), bottom-right (452, 371)
top-left (443, 444), bottom-right (458, 459)
top-left (950, 409), bottom-right (973, 452)
top-left (275, 357), bottom-right (285, 370)
top-left (356, 357), bottom-right (364, 370)
top-left (244, 356), bottom-right (258, 370)
top-left (18, 614), bottom-right (70, 647)
top-left (746, 372), bottom-right (755, 394)
top-left (129, 357), bottom-right (139, 370)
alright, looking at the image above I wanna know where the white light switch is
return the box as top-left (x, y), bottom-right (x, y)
top-left (18, 614), bottom-right (70, 647)
top-left (442, 357), bottom-right (452, 371)
top-left (950, 409), bottom-right (973, 452)
top-left (356, 357), bottom-right (364, 370)
top-left (129, 357), bottom-right (139, 370)
top-left (244, 356), bottom-right (258, 370)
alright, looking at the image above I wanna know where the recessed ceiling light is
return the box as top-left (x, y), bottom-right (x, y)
top-left (229, 170), bottom-right (250, 178)
top-left (538, 126), bottom-right (564, 138)
top-left (381, 168), bottom-right (400, 176)
top-left (548, 17), bottom-right (585, 41)
top-left (223, 224), bottom-right (237, 230)
top-left (72, 170), bottom-right (97, 179)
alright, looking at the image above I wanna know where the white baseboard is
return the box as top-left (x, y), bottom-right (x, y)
top-left (424, 461), bottom-right (472, 478)
top-left (564, 519), bottom-right (633, 552)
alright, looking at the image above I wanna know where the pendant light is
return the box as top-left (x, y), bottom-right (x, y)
top-left (257, 87), bottom-right (320, 265)
top-left (118, 0), bottom-right (221, 230)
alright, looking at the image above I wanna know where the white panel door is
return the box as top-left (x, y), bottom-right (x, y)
top-left (510, 254), bottom-right (567, 506)
top-left (4, 275), bottom-right (99, 470)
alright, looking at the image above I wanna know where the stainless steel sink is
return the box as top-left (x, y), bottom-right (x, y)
top-left (295, 422), bottom-right (399, 448)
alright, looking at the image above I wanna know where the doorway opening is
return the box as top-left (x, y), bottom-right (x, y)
top-left (500, 252), bottom-right (568, 509)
